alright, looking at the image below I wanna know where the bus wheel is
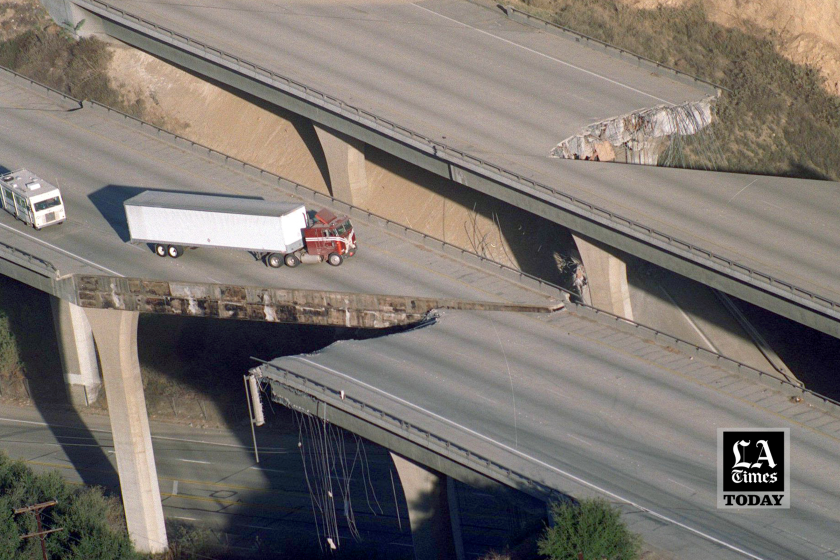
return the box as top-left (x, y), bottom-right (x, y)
top-left (267, 253), bottom-right (283, 268)
top-left (327, 253), bottom-right (343, 266)
top-left (155, 244), bottom-right (168, 257)
top-left (284, 253), bottom-right (300, 267)
top-left (167, 245), bottom-right (183, 258)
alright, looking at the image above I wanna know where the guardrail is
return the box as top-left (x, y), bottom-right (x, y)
top-left (71, 0), bottom-right (840, 321)
top-left (567, 302), bottom-right (840, 413)
top-left (82, 98), bottom-right (573, 299)
top-left (257, 360), bottom-right (563, 501)
top-left (0, 240), bottom-right (59, 276)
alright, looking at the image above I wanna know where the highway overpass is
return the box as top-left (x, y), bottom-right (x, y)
top-left (0, 68), bottom-right (558, 553)
top-left (256, 303), bottom-right (840, 560)
top-left (40, 0), bottom-right (840, 339)
top-left (2, 60), bottom-right (838, 560)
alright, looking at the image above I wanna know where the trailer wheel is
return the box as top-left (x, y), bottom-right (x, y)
top-left (155, 244), bottom-right (168, 257)
top-left (167, 245), bottom-right (184, 258)
top-left (327, 253), bottom-right (343, 266)
top-left (284, 253), bottom-right (300, 267)
top-left (267, 253), bottom-right (283, 268)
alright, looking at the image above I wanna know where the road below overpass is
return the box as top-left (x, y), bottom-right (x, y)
top-left (55, 0), bottom-right (840, 337)
top-left (0, 403), bottom-right (546, 556)
top-left (263, 306), bottom-right (840, 560)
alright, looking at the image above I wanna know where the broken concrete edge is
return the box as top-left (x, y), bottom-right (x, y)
top-left (253, 360), bottom-right (566, 505)
top-left (551, 96), bottom-right (717, 162)
top-left (63, 274), bottom-right (563, 328)
top-left (566, 302), bottom-right (840, 420)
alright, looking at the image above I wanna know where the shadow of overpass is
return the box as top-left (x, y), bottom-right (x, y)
top-left (0, 275), bottom-right (118, 488)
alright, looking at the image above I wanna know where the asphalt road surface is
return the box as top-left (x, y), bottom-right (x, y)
top-left (87, 0), bottom-right (840, 310)
top-left (0, 71), bottom-right (556, 308)
top-left (0, 403), bottom-right (546, 557)
top-left (266, 308), bottom-right (840, 560)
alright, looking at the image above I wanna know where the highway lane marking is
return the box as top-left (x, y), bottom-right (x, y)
top-left (0, 417), bottom-right (290, 451)
top-left (173, 516), bottom-right (197, 521)
top-left (0, 221), bottom-right (125, 277)
top-left (566, 433), bottom-right (591, 446)
top-left (411, 3), bottom-right (676, 106)
top-left (293, 356), bottom-right (768, 560)
top-left (249, 466), bottom-right (285, 473)
top-left (179, 459), bottom-right (211, 464)
top-left (667, 478), bottom-right (696, 494)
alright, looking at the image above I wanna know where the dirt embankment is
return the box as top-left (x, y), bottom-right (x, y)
top-left (107, 45), bottom-right (576, 286)
top-left (623, 0), bottom-right (840, 94)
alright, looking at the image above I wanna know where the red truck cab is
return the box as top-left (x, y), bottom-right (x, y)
top-left (284, 208), bottom-right (356, 267)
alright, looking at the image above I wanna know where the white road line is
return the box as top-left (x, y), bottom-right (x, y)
top-left (293, 356), bottom-right (767, 560)
top-left (179, 459), bottom-right (210, 464)
top-left (668, 478), bottom-right (696, 493)
top-left (411, 3), bottom-right (675, 106)
top-left (172, 516), bottom-right (197, 521)
top-left (0, 222), bottom-right (124, 277)
top-left (566, 433), bottom-right (592, 446)
top-left (0, 417), bottom-right (289, 452)
top-left (249, 466), bottom-right (285, 473)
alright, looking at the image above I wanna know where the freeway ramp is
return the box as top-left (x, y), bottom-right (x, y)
top-left (258, 307), bottom-right (840, 560)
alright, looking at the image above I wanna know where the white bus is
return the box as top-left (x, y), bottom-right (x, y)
top-left (0, 169), bottom-right (66, 230)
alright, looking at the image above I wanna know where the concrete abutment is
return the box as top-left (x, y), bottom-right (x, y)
top-left (83, 307), bottom-right (168, 554)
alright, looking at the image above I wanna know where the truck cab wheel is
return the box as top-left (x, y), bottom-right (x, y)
top-left (327, 253), bottom-right (343, 266)
top-left (284, 253), bottom-right (301, 267)
top-left (267, 253), bottom-right (283, 268)
top-left (155, 244), bottom-right (168, 257)
top-left (167, 245), bottom-right (184, 258)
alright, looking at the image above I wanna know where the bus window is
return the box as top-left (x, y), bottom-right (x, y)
top-left (34, 197), bottom-right (62, 212)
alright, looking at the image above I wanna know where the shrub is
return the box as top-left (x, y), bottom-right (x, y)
top-left (538, 498), bottom-right (641, 560)
top-left (0, 451), bottom-right (139, 560)
top-left (0, 311), bottom-right (21, 376)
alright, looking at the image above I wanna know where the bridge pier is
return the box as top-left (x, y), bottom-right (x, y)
top-left (313, 123), bottom-right (369, 206)
top-left (573, 234), bottom-right (633, 320)
top-left (51, 297), bottom-right (102, 407)
top-left (391, 452), bottom-right (464, 560)
top-left (83, 307), bottom-right (168, 554)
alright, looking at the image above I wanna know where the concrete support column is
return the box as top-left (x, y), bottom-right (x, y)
top-left (573, 234), bottom-right (634, 320)
top-left (391, 452), bottom-right (461, 560)
top-left (313, 123), bottom-right (369, 206)
top-left (51, 297), bottom-right (102, 407)
top-left (83, 308), bottom-right (167, 554)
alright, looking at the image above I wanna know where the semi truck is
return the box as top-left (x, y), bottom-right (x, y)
top-left (0, 169), bottom-right (66, 229)
top-left (123, 191), bottom-right (356, 267)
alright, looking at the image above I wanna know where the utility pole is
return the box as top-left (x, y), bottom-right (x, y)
top-left (13, 500), bottom-right (63, 560)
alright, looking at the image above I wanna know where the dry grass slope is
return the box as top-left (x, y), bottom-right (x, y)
top-left (514, 0), bottom-right (840, 180)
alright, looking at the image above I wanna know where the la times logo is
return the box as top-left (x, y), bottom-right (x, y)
top-left (717, 428), bottom-right (790, 509)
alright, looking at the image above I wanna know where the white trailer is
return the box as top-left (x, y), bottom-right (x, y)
top-left (1, 169), bottom-right (66, 229)
top-left (124, 191), bottom-right (308, 259)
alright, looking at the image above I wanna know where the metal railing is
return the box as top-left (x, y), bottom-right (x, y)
top-left (0, 240), bottom-right (59, 276)
top-left (71, 0), bottom-right (840, 319)
top-left (257, 360), bottom-right (562, 501)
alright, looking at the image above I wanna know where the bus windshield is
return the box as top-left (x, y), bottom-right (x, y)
top-left (33, 197), bottom-right (62, 212)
